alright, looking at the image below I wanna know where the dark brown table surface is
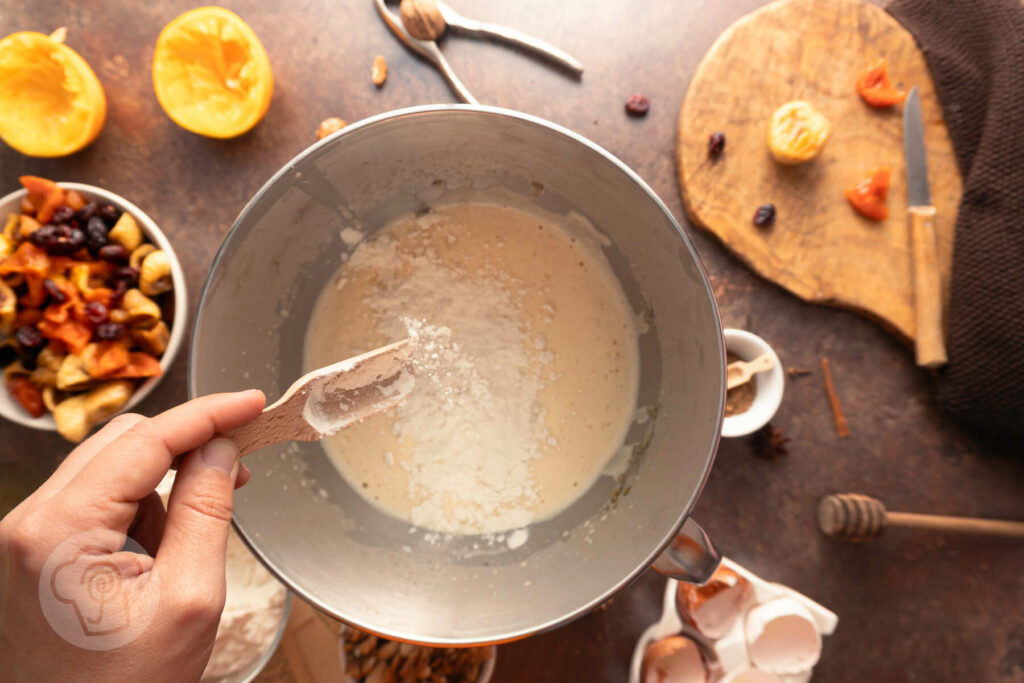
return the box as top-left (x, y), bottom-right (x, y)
top-left (2, 1), bottom-right (1023, 681)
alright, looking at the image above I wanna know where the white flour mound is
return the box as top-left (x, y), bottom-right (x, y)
top-left (345, 225), bottom-right (549, 534)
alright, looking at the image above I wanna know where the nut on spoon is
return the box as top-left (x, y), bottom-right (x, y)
top-left (726, 353), bottom-right (774, 390)
top-left (227, 340), bottom-right (412, 456)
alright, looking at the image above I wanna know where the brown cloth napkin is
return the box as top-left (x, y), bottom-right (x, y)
top-left (887, 0), bottom-right (1024, 445)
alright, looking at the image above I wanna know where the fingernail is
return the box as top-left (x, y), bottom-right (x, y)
top-left (198, 438), bottom-right (239, 475)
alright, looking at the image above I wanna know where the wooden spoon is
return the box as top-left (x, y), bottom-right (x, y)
top-left (726, 353), bottom-right (774, 390)
top-left (227, 340), bottom-right (412, 457)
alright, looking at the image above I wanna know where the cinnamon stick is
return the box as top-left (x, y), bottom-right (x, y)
top-left (821, 357), bottom-right (850, 438)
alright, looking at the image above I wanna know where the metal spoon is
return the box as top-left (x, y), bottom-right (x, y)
top-left (726, 353), bottom-right (774, 390)
top-left (227, 340), bottom-right (412, 456)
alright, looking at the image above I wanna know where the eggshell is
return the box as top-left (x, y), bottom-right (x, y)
top-left (676, 567), bottom-right (751, 639)
top-left (711, 616), bottom-right (752, 673)
top-left (744, 598), bottom-right (822, 675)
top-left (641, 635), bottom-right (709, 683)
top-left (722, 669), bottom-right (783, 683)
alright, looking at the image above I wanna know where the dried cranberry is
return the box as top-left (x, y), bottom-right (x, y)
top-left (708, 131), bottom-right (726, 158)
top-left (98, 204), bottom-right (121, 226)
top-left (95, 321), bottom-right (125, 341)
top-left (28, 223), bottom-right (59, 250)
top-left (43, 278), bottom-right (67, 305)
top-left (76, 200), bottom-right (99, 224)
top-left (110, 279), bottom-right (129, 305)
top-left (112, 266), bottom-right (139, 288)
top-left (98, 244), bottom-right (130, 263)
top-left (625, 94), bottom-right (650, 117)
top-left (51, 205), bottom-right (76, 224)
top-left (15, 325), bottom-right (45, 350)
top-left (753, 203), bottom-right (777, 228)
top-left (86, 216), bottom-right (109, 252)
top-left (84, 301), bottom-right (109, 324)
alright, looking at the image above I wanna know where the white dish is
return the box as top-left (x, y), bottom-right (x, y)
top-left (721, 329), bottom-right (784, 438)
top-left (0, 182), bottom-right (187, 433)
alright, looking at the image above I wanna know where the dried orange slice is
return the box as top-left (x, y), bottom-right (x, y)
top-left (153, 7), bottom-right (273, 138)
top-left (0, 29), bottom-right (106, 157)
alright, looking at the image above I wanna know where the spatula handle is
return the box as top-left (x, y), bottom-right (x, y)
top-left (909, 205), bottom-right (947, 368)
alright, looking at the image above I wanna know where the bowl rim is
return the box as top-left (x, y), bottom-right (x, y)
top-left (0, 182), bottom-right (188, 433)
top-left (721, 328), bottom-right (785, 437)
top-left (191, 104), bottom-right (725, 645)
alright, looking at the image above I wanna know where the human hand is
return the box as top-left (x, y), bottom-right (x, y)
top-left (0, 390), bottom-right (265, 683)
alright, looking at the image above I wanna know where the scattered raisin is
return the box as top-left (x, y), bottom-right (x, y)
top-left (98, 244), bottom-right (130, 263)
top-left (98, 204), bottom-right (121, 226)
top-left (15, 325), bottom-right (45, 350)
top-left (96, 321), bottom-right (125, 341)
top-left (753, 203), bottom-right (777, 228)
top-left (625, 94), bottom-right (650, 117)
top-left (84, 301), bottom-right (109, 325)
top-left (111, 279), bottom-right (129, 306)
top-left (86, 216), bottom-right (109, 252)
top-left (708, 131), bottom-right (726, 158)
top-left (43, 278), bottom-right (67, 305)
top-left (29, 223), bottom-right (85, 255)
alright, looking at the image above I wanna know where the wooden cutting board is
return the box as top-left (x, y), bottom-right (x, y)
top-left (677, 0), bottom-right (962, 343)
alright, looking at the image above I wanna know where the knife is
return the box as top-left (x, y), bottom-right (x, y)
top-left (904, 86), bottom-right (947, 368)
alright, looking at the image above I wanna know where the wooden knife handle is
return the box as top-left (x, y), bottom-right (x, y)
top-left (909, 205), bottom-right (947, 368)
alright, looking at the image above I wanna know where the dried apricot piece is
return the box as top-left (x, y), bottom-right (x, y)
top-left (856, 59), bottom-right (905, 108)
top-left (845, 167), bottom-right (891, 220)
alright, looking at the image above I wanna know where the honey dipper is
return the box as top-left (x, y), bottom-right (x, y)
top-left (817, 493), bottom-right (1024, 541)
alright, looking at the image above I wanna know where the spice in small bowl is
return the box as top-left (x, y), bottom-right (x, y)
top-left (721, 329), bottom-right (784, 438)
top-left (724, 352), bottom-right (756, 417)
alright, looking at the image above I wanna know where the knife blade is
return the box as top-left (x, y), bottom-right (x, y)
top-left (903, 85), bottom-right (947, 368)
top-left (904, 87), bottom-right (931, 207)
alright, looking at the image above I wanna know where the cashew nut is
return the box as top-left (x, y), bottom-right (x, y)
top-left (121, 288), bottom-right (162, 328)
top-left (107, 212), bottom-right (143, 251)
top-left (130, 320), bottom-right (170, 356)
top-left (139, 250), bottom-right (173, 296)
top-left (54, 380), bottom-right (133, 443)
top-left (0, 279), bottom-right (14, 333)
top-left (129, 243), bottom-right (157, 270)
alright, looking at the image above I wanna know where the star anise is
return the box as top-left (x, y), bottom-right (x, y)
top-left (750, 423), bottom-right (790, 461)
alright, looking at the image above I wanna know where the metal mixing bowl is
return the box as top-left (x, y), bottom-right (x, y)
top-left (190, 105), bottom-right (724, 645)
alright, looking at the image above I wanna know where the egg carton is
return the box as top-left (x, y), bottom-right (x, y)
top-left (629, 557), bottom-right (837, 683)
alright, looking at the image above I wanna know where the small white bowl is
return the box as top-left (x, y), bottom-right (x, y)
top-left (0, 182), bottom-right (187, 434)
top-left (721, 329), bottom-right (784, 438)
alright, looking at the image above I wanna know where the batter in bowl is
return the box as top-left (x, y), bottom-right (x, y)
top-left (304, 198), bottom-right (639, 535)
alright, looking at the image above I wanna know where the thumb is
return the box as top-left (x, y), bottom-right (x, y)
top-left (155, 438), bottom-right (240, 589)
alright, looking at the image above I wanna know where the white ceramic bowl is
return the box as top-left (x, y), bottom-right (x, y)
top-left (721, 329), bottom-right (784, 438)
top-left (0, 182), bottom-right (187, 433)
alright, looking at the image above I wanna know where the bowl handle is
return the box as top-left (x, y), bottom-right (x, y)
top-left (651, 518), bottom-right (722, 585)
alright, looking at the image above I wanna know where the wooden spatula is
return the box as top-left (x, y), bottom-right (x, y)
top-left (227, 339), bottom-right (412, 456)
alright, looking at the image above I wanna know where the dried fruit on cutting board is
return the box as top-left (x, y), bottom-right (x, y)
top-left (400, 0), bottom-right (446, 41)
top-left (371, 54), bottom-right (388, 86)
top-left (856, 58), bottom-right (906, 108)
top-left (341, 626), bottom-right (492, 682)
top-left (625, 93), bottom-right (651, 116)
top-left (0, 29), bottom-right (106, 157)
top-left (152, 6), bottom-right (273, 138)
top-left (845, 166), bottom-right (891, 220)
top-left (0, 176), bottom-right (174, 442)
top-left (767, 100), bottom-right (831, 165)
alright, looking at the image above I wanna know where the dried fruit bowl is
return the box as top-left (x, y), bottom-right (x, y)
top-left (0, 182), bottom-right (187, 433)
